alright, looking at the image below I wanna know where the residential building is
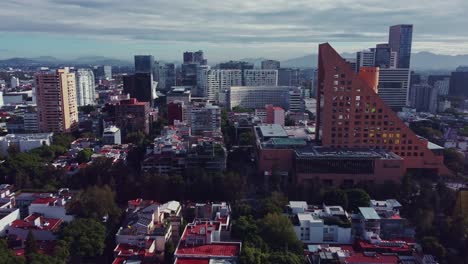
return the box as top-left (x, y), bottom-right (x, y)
top-left (8, 213), bottom-right (62, 241)
top-left (186, 138), bottom-right (227, 173)
top-left (243, 69), bottom-right (278, 86)
top-left (388, 24), bottom-right (413, 68)
top-left (370, 199), bottom-right (415, 240)
top-left (23, 111), bottom-right (38, 133)
top-left (167, 101), bottom-right (184, 126)
top-left (0, 133), bottom-right (53, 157)
top-left (265, 104), bottom-right (285, 125)
top-left (449, 71), bottom-right (468, 97)
top-left (0, 208), bottom-right (20, 236)
top-left (11, 76), bottom-right (19, 89)
top-left (315, 43), bottom-right (449, 176)
top-left (0, 184), bottom-right (15, 209)
top-left (181, 50), bottom-right (206, 87)
top-left (217, 61), bottom-right (253, 71)
top-left (261, 59), bottom-right (280, 70)
top-left (75, 68), bottom-right (96, 106)
top-left (409, 84), bottom-right (438, 113)
top-left (197, 69), bottom-right (242, 103)
top-left (288, 201), bottom-right (352, 244)
top-left (434, 77), bottom-right (450, 96)
top-left (188, 102), bottom-right (221, 136)
top-left (116, 200), bottom-right (181, 252)
top-left (166, 86), bottom-right (192, 105)
top-left (378, 68), bottom-right (411, 111)
top-left (123, 72), bottom-right (156, 106)
top-left (228, 86), bottom-right (303, 111)
top-left (28, 196), bottom-right (74, 222)
top-left (102, 126), bottom-right (121, 145)
top-left (35, 68), bottom-right (79, 133)
top-left (114, 98), bottom-right (152, 137)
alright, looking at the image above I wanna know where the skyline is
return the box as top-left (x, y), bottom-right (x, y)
top-left (1, 0), bottom-right (468, 60)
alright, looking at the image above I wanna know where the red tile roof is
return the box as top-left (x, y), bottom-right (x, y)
top-left (11, 213), bottom-right (62, 231)
top-left (345, 253), bottom-right (399, 264)
top-left (175, 259), bottom-right (210, 264)
top-left (31, 197), bottom-right (58, 205)
top-left (176, 243), bottom-right (240, 258)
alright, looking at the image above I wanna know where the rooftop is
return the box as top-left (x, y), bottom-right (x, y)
top-left (256, 124), bottom-right (288, 138)
top-left (11, 213), bottom-right (62, 231)
top-left (358, 207), bottom-right (381, 220)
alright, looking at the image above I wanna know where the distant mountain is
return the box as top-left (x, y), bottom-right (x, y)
top-left (281, 55), bottom-right (317, 68)
top-left (0, 56), bottom-right (131, 67)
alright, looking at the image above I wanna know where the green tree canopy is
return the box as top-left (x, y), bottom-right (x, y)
top-left (346, 189), bottom-right (371, 212)
top-left (61, 218), bottom-right (106, 257)
top-left (323, 189), bottom-right (348, 209)
top-left (260, 213), bottom-right (303, 254)
top-left (67, 185), bottom-right (121, 222)
top-left (75, 148), bottom-right (93, 164)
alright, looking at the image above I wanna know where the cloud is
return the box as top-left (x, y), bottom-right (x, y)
top-left (1, 0), bottom-right (468, 55)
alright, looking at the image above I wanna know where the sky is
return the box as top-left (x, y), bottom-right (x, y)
top-left (1, 0), bottom-right (468, 62)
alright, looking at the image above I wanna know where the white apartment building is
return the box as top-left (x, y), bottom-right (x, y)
top-left (228, 86), bottom-right (303, 111)
top-left (243, 69), bottom-right (278, 86)
top-left (0, 208), bottom-right (20, 236)
top-left (75, 68), bottom-right (96, 106)
top-left (28, 196), bottom-right (74, 222)
top-left (435, 78), bottom-right (450, 96)
top-left (0, 133), bottom-right (54, 156)
top-left (288, 201), bottom-right (352, 244)
top-left (198, 69), bottom-right (242, 103)
top-left (356, 50), bottom-right (375, 70)
top-left (187, 102), bottom-right (221, 136)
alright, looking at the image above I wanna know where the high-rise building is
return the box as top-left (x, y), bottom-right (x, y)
top-left (409, 84), bottom-right (438, 113)
top-left (316, 43), bottom-right (448, 175)
top-left (75, 68), bottom-right (96, 106)
top-left (35, 68), bottom-right (78, 133)
top-left (261, 60), bottom-right (281, 70)
top-left (94, 65), bottom-right (112, 80)
top-left (187, 102), bottom-right (221, 136)
top-left (434, 78), bottom-right (450, 96)
top-left (243, 70), bottom-right (278, 86)
top-left (388, 24), bottom-right (413, 68)
top-left (198, 69), bottom-right (242, 102)
top-left (114, 98), bottom-right (152, 137)
top-left (356, 50), bottom-right (375, 71)
top-left (449, 71), bottom-right (468, 97)
top-left (123, 73), bottom-right (156, 106)
top-left (278, 68), bottom-right (300, 86)
top-left (218, 61), bottom-right (254, 71)
top-left (373, 44), bottom-right (391, 68)
top-left (134, 55), bottom-right (155, 73)
top-left (10, 76), bottom-right (19, 89)
top-left (184, 50), bottom-right (206, 65)
top-left (182, 50), bottom-right (207, 87)
top-left (158, 63), bottom-right (176, 91)
top-left (428, 75), bottom-right (450, 86)
top-left (377, 68), bottom-right (411, 111)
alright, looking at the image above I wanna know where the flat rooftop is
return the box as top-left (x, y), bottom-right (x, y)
top-left (358, 207), bottom-right (381, 220)
top-left (256, 124), bottom-right (288, 138)
top-left (296, 147), bottom-right (401, 160)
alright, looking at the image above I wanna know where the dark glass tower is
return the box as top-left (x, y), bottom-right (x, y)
top-left (134, 55), bottom-right (155, 73)
top-left (388, 24), bottom-right (413, 68)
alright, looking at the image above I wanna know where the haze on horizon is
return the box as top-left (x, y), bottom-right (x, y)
top-left (0, 0), bottom-right (467, 61)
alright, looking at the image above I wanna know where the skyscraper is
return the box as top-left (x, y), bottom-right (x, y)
top-left (94, 65), bottom-right (112, 80)
top-left (449, 71), bottom-right (468, 97)
top-left (35, 68), bottom-right (78, 133)
top-left (373, 44), bottom-right (391, 68)
top-left (261, 60), bottom-right (281, 70)
top-left (134, 55), bottom-right (155, 73)
top-left (123, 73), bottom-right (156, 106)
top-left (356, 50), bottom-right (375, 71)
top-left (75, 68), bottom-right (96, 106)
top-left (243, 70), bottom-right (278, 86)
top-left (315, 43), bottom-right (448, 175)
top-left (159, 63), bottom-right (176, 91)
top-left (377, 68), bottom-right (411, 111)
top-left (388, 24), bottom-right (413, 68)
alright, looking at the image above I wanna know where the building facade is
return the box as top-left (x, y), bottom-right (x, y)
top-left (75, 68), bottom-right (96, 106)
top-left (388, 24), bottom-right (413, 68)
top-left (377, 68), bottom-right (411, 111)
top-left (243, 70), bottom-right (278, 86)
top-left (35, 68), bottom-right (78, 133)
top-left (261, 60), bottom-right (281, 70)
top-left (315, 43), bottom-right (449, 176)
top-left (228, 86), bottom-right (302, 111)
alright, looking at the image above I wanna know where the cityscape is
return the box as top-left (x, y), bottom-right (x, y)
top-left (0, 3), bottom-right (468, 264)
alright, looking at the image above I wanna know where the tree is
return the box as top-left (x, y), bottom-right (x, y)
top-left (0, 239), bottom-right (25, 264)
top-left (260, 213), bottom-right (303, 254)
top-left (67, 185), bottom-right (121, 222)
top-left (25, 230), bottom-right (37, 263)
top-left (239, 131), bottom-right (254, 146)
top-left (346, 189), bottom-right (371, 212)
top-left (62, 218), bottom-right (106, 257)
top-left (53, 134), bottom-right (74, 148)
top-left (444, 148), bottom-right (465, 174)
top-left (76, 148), bottom-right (93, 164)
top-left (52, 240), bottom-right (69, 264)
top-left (240, 245), bottom-right (268, 264)
top-left (164, 241), bottom-right (175, 264)
top-left (232, 215), bottom-right (259, 241)
top-left (323, 189), bottom-right (348, 209)
top-left (422, 236), bottom-right (447, 260)
top-left (267, 252), bottom-right (303, 264)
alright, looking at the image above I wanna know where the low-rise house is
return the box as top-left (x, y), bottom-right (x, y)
top-left (0, 133), bottom-right (54, 156)
top-left (7, 213), bottom-right (62, 241)
top-left (0, 208), bottom-right (20, 236)
top-left (288, 201), bottom-right (352, 244)
top-left (370, 199), bottom-right (415, 240)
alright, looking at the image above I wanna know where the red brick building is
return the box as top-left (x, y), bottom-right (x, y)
top-left (316, 43), bottom-right (449, 176)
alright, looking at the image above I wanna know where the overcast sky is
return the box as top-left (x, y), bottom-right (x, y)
top-left (1, 0), bottom-right (467, 61)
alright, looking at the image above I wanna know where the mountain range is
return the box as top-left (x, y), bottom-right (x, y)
top-left (0, 52), bottom-right (467, 70)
